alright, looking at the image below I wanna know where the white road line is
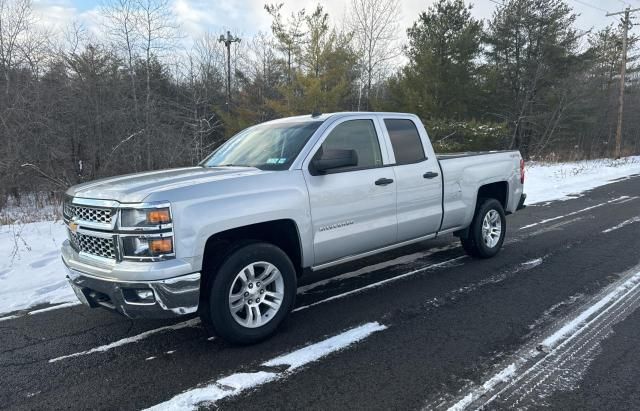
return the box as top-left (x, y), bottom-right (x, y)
top-left (539, 272), bottom-right (640, 349)
top-left (146, 322), bottom-right (387, 410)
top-left (27, 301), bottom-right (81, 315)
top-left (448, 364), bottom-right (518, 411)
top-left (446, 268), bottom-right (640, 411)
top-left (293, 256), bottom-right (465, 313)
top-left (527, 216), bottom-right (585, 236)
top-left (0, 301), bottom-right (81, 322)
top-left (498, 285), bottom-right (640, 407)
top-left (519, 196), bottom-right (631, 230)
top-left (615, 195), bottom-right (639, 204)
top-left (48, 318), bottom-right (201, 363)
top-left (0, 314), bottom-right (19, 322)
top-left (602, 216), bottom-right (640, 233)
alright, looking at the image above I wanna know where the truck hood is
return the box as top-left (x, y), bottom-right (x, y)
top-left (66, 166), bottom-right (265, 203)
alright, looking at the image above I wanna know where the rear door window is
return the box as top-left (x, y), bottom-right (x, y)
top-left (384, 119), bottom-right (426, 165)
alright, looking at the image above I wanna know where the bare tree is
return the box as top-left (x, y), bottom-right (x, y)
top-left (249, 31), bottom-right (279, 112)
top-left (347, 0), bottom-right (400, 110)
top-left (186, 33), bottom-right (227, 159)
top-left (193, 32), bottom-right (226, 92)
top-left (100, 0), bottom-right (141, 116)
top-left (0, 0), bottom-right (35, 94)
top-left (61, 21), bottom-right (89, 56)
top-left (136, 0), bottom-right (178, 168)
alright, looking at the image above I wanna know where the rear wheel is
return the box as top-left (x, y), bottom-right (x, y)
top-left (460, 198), bottom-right (506, 259)
top-left (201, 242), bottom-right (296, 344)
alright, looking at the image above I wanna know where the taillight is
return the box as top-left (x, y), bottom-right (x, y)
top-left (520, 159), bottom-right (525, 184)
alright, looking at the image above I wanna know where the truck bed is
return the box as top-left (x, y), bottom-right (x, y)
top-left (437, 150), bottom-right (523, 233)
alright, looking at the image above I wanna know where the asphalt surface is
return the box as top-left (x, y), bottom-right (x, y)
top-left (1, 174), bottom-right (639, 410)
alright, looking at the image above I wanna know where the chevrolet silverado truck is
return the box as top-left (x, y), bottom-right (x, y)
top-left (62, 112), bottom-right (526, 344)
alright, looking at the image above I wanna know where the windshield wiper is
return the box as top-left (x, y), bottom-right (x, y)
top-left (212, 163), bottom-right (251, 168)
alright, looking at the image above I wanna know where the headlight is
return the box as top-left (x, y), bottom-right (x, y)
top-left (121, 207), bottom-right (171, 228)
top-left (119, 203), bottom-right (174, 260)
top-left (122, 236), bottom-right (174, 258)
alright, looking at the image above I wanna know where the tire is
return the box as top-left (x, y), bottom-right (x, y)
top-left (200, 241), bottom-right (296, 344)
top-left (460, 198), bottom-right (506, 259)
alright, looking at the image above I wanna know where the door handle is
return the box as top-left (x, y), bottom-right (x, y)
top-left (423, 171), bottom-right (439, 179)
top-left (375, 178), bottom-right (394, 186)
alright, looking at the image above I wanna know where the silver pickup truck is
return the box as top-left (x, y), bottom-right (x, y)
top-left (62, 112), bottom-right (526, 343)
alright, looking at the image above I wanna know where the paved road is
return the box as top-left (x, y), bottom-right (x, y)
top-left (1, 175), bottom-right (639, 410)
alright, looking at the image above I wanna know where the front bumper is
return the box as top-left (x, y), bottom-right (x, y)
top-left (62, 241), bottom-right (200, 319)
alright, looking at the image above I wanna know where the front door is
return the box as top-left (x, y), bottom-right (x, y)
top-left (303, 117), bottom-right (398, 266)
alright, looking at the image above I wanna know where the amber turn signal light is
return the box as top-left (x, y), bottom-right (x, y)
top-left (148, 238), bottom-right (173, 254)
top-left (147, 209), bottom-right (171, 224)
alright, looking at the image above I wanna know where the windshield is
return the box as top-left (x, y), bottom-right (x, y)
top-left (201, 121), bottom-right (323, 170)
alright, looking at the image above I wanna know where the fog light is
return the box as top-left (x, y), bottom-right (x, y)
top-left (135, 289), bottom-right (154, 301)
top-left (122, 288), bottom-right (156, 304)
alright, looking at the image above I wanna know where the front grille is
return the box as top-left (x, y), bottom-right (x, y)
top-left (68, 229), bottom-right (117, 260)
top-left (64, 203), bottom-right (113, 225)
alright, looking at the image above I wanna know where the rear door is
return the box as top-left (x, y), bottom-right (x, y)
top-left (302, 116), bottom-right (397, 266)
top-left (381, 117), bottom-right (443, 242)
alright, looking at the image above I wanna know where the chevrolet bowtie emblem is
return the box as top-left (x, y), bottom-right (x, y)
top-left (68, 221), bottom-right (79, 233)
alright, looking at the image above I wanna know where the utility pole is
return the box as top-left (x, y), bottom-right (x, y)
top-left (606, 7), bottom-right (640, 159)
top-left (218, 31), bottom-right (241, 112)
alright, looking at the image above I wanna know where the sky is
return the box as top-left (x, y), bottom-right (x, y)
top-left (31, 0), bottom-right (636, 48)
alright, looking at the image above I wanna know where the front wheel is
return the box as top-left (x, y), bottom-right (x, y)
top-left (201, 242), bottom-right (296, 344)
top-left (460, 198), bottom-right (506, 259)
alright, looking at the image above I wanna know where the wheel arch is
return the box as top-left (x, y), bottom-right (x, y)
top-left (455, 181), bottom-right (509, 239)
top-left (476, 181), bottom-right (509, 210)
top-left (199, 219), bottom-right (303, 302)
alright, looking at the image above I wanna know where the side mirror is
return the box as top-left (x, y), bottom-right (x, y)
top-left (312, 149), bottom-right (358, 174)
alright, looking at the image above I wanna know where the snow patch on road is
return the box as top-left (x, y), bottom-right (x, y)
top-left (263, 321), bottom-right (387, 371)
top-left (148, 372), bottom-right (278, 410)
top-left (525, 156), bottom-right (640, 204)
top-left (527, 293), bottom-right (584, 332)
top-left (146, 322), bottom-right (387, 410)
top-left (521, 258), bottom-right (543, 268)
top-left (448, 363), bottom-right (517, 411)
top-left (540, 270), bottom-right (640, 349)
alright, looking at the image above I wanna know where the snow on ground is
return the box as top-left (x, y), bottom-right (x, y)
top-left (0, 155), bottom-right (639, 316)
top-left (0, 192), bottom-right (62, 225)
top-left (0, 221), bottom-right (74, 315)
top-left (525, 156), bottom-right (640, 205)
